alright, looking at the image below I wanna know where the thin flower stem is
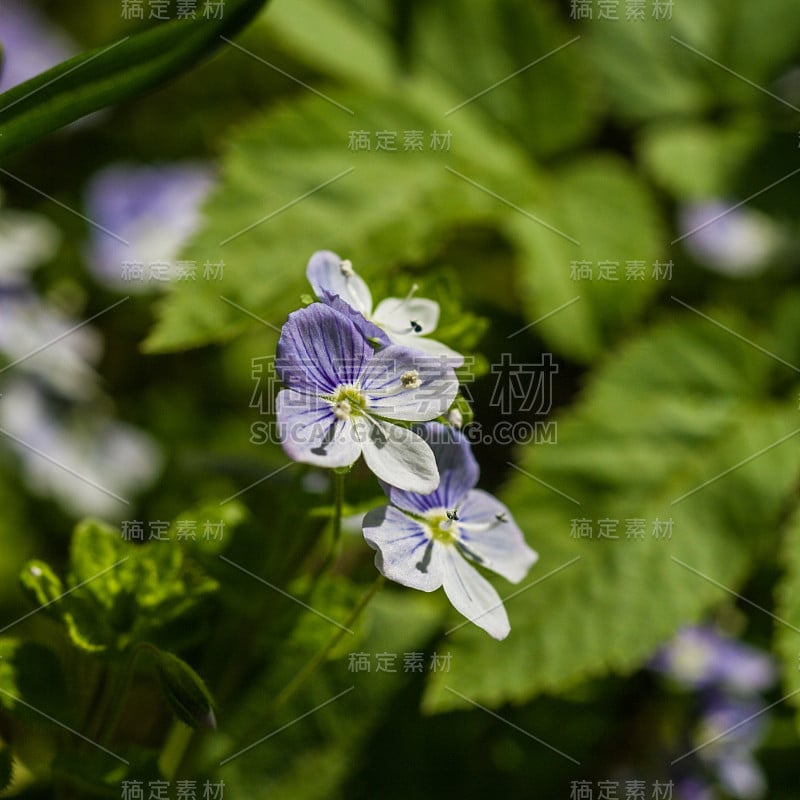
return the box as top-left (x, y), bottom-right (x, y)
top-left (314, 469), bottom-right (346, 579)
top-left (274, 572), bottom-right (386, 710)
top-left (101, 641), bottom-right (159, 746)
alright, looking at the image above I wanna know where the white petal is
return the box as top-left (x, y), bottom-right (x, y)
top-left (360, 345), bottom-right (459, 422)
top-left (458, 490), bottom-right (538, 583)
top-left (353, 415), bottom-right (439, 493)
top-left (441, 548), bottom-right (510, 640)
top-left (388, 332), bottom-right (465, 368)
top-left (373, 297), bottom-right (439, 335)
top-left (276, 389), bottom-right (360, 468)
top-left (362, 505), bottom-right (443, 591)
top-left (306, 250), bottom-right (372, 316)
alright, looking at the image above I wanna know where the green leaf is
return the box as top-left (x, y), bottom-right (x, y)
top-left (144, 87), bottom-right (510, 352)
top-left (586, 0), bottom-right (800, 122)
top-left (423, 307), bottom-right (800, 711)
top-left (19, 560), bottom-right (64, 621)
top-left (55, 519), bottom-right (219, 652)
top-left (0, 739), bottom-right (12, 793)
top-left (154, 651), bottom-right (217, 730)
top-left (412, 0), bottom-right (599, 158)
top-left (510, 155), bottom-right (665, 362)
top-left (0, 0), bottom-right (271, 158)
top-left (0, 639), bottom-right (70, 724)
top-left (638, 120), bottom-right (767, 199)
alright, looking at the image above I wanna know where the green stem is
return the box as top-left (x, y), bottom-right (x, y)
top-left (158, 721), bottom-right (194, 781)
top-left (313, 470), bottom-right (346, 580)
top-left (274, 573), bottom-right (386, 710)
top-left (100, 642), bottom-right (159, 746)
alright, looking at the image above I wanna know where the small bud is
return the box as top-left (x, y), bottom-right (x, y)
top-left (155, 651), bottom-right (217, 730)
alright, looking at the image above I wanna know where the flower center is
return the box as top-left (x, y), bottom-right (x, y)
top-left (331, 385), bottom-right (367, 420)
top-left (425, 509), bottom-right (460, 545)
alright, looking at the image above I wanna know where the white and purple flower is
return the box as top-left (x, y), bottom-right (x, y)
top-left (275, 303), bottom-right (459, 493)
top-left (362, 422), bottom-right (537, 639)
top-left (306, 250), bottom-right (464, 366)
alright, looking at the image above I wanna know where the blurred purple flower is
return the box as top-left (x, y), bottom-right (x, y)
top-left (695, 694), bottom-right (769, 800)
top-left (678, 202), bottom-right (780, 276)
top-left (0, 0), bottom-right (76, 92)
top-left (675, 777), bottom-right (715, 800)
top-left (84, 163), bottom-right (215, 290)
top-left (651, 626), bottom-right (776, 694)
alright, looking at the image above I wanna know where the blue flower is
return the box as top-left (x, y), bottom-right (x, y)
top-left (306, 250), bottom-right (464, 366)
top-left (275, 303), bottom-right (459, 493)
top-left (362, 422), bottom-right (537, 639)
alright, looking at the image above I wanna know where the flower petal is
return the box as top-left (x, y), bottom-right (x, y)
top-left (360, 346), bottom-right (459, 422)
top-left (441, 548), bottom-right (510, 640)
top-left (353, 415), bottom-right (439, 493)
top-left (458, 489), bottom-right (538, 583)
top-left (362, 505), bottom-right (443, 591)
top-left (306, 250), bottom-right (372, 316)
top-left (276, 389), bottom-right (360, 468)
top-left (373, 296), bottom-right (440, 335)
top-left (385, 421), bottom-right (479, 514)
top-left (320, 290), bottom-right (390, 346)
top-left (388, 331), bottom-right (465, 367)
top-left (276, 303), bottom-right (372, 395)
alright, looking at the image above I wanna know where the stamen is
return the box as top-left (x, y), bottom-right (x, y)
top-left (340, 259), bottom-right (354, 277)
top-left (409, 319), bottom-right (423, 333)
top-left (495, 512), bottom-right (508, 523)
top-left (446, 509), bottom-right (459, 522)
top-left (448, 408), bottom-right (463, 429)
top-left (333, 399), bottom-right (352, 420)
top-left (401, 369), bottom-right (421, 389)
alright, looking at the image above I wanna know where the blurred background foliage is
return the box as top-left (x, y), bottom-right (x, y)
top-left (2, 0), bottom-right (800, 797)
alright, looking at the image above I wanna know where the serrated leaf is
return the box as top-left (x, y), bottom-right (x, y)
top-left (19, 560), bottom-right (64, 621)
top-left (423, 308), bottom-right (800, 711)
top-left (586, 0), bottom-right (800, 122)
top-left (510, 155), bottom-right (665, 362)
top-left (0, 639), bottom-right (70, 724)
top-left (0, 0), bottom-right (271, 158)
top-left (412, 0), bottom-right (599, 158)
top-left (145, 87), bottom-right (509, 353)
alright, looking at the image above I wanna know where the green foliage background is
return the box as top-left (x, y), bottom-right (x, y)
top-left (2, 0), bottom-right (800, 797)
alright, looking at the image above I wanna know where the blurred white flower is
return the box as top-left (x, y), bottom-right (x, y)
top-left (678, 201), bottom-right (781, 276)
top-left (0, 381), bottom-right (162, 519)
